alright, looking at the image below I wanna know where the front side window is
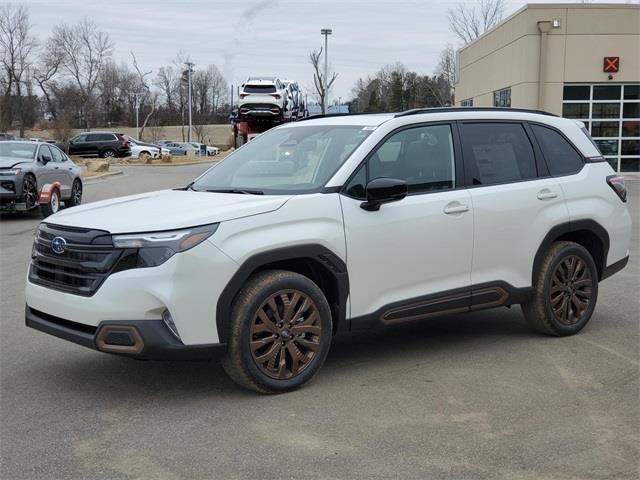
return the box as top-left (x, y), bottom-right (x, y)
top-left (530, 124), bottom-right (583, 175)
top-left (344, 124), bottom-right (456, 198)
top-left (460, 122), bottom-right (536, 185)
top-left (192, 125), bottom-right (371, 194)
top-left (38, 145), bottom-right (53, 163)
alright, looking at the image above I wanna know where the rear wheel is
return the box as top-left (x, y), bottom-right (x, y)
top-left (522, 241), bottom-right (598, 336)
top-left (223, 270), bottom-right (332, 393)
top-left (100, 149), bottom-right (115, 159)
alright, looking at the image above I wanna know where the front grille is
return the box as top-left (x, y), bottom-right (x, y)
top-left (29, 223), bottom-right (123, 297)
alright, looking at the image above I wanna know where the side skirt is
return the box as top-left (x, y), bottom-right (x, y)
top-left (350, 281), bottom-right (535, 332)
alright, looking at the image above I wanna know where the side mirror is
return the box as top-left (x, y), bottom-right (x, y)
top-left (360, 177), bottom-right (408, 211)
top-left (40, 155), bottom-right (51, 165)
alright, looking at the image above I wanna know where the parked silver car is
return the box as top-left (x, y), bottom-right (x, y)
top-left (0, 141), bottom-right (83, 217)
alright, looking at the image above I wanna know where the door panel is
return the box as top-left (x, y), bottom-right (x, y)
top-left (340, 123), bottom-right (472, 320)
top-left (341, 190), bottom-right (474, 318)
top-left (468, 179), bottom-right (568, 287)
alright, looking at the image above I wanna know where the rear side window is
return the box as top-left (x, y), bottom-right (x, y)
top-left (530, 124), bottom-right (583, 175)
top-left (460, 123), bottom-right (537, 185)
top-left (87, 133), bottom-right (115, 142)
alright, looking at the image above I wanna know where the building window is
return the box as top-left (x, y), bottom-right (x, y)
top-left (493, 88), bottom-right (511, 107)
top-left (460, 98), bottom-right (473, 107)
top-left (562, 83), bottom-right (640, 172)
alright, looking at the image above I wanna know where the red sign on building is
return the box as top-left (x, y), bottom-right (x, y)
top-left (603, 57), bottom-right (620, 73)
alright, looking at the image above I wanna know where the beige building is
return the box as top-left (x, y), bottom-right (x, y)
top-left (455, 3), bottom-right (640, 172)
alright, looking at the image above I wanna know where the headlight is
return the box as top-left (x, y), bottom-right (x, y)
top-left (0, 168), bottom-right (21, 175)
top-left (112, 224), bottom-right (218, 267)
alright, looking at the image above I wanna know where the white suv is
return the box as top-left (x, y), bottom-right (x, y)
top-left (238, 77), bottom-right (287, 120)
top-left (25, 108), bottom-right (631, 393)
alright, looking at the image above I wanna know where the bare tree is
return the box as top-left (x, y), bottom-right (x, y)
top-left (51, 18), bottom-right (112, 129)
top-left (130, 50), bottom-right (156, 139)
top-left (33, 36), bottom-right (65, 120)
top-left (309, 47), bottom-right (337, 114)
top-left (0, 4), bottom-right (37, 134)
top-left (447, 0), bottom-right (505, 45)
top-left (435, 43), bottom-right (456, 105)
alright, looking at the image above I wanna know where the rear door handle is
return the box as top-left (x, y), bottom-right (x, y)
top-left (537, 188), bottom-right (558, 200)
top-left (443, 202), bottom-right (470, 215)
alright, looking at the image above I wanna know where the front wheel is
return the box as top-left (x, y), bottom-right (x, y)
top-left (223, 270), bottom-right (332, 393)
top-left (522, 241), bottom-right (598, 336)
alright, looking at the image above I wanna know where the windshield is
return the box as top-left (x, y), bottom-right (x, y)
top-left (192, 125), bottom-right (372, 194)
top-left (0, 142), bottom-right (37, 159)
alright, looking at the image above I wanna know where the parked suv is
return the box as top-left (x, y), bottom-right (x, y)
top-left (67, 132), bottom-right (130, 158)
top-left (25, 108), bottom-right (631, 393)
top-left (238, 76), bottom-right (287, 120)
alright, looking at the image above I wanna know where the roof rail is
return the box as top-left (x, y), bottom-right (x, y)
top-left (395, 107), bottom-right (558, 117)
top-left (295, 112), bottom-right (380, 122)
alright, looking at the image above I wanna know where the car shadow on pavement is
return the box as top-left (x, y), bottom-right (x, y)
top-left (28, 307), bottom-right (537, 398)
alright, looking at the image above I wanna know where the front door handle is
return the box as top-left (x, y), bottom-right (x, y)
top-left (443, 202), bottom-right (470, 215)
top-left (537, 188), bottom-right (558, 200)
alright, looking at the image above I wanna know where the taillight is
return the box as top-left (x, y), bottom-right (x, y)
top-left (270, 94), bottom-right (281, 99)
top-left (239, 93), bottom-right (248, 99)
top-left (606, 174), bottom-right (627, 203)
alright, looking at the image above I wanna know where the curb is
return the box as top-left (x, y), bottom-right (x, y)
top-left (83, 170), bottom-right (124, 183)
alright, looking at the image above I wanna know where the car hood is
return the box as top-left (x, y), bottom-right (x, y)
top-left (47, 189), bottom-right (291, 233)
top-left (0, 157), bottom-right (33, 168)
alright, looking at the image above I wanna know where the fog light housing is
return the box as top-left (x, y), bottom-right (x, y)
top-left (162, 309), bottom-right (181, 341)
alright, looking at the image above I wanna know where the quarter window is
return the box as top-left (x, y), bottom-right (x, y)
top-left (367, 124), bottom-right (456, 194)
top-left (530, 124), bottom-right (583, 176)
top-left (460, 123), bottom-right (537, 185)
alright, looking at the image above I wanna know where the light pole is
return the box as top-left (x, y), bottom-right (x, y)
top-left (320, 28), bottom-right (332, 114)
top-left (184, 61), bottom-right (194, 142)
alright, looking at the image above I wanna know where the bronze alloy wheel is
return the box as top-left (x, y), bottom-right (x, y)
top-left (549, 255), bottom-right (593, 325)
top-left (250, 289), bottom-right (322, 379)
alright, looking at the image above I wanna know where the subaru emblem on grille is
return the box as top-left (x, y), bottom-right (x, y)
top-left (51, 236), bottom-right (67, 254)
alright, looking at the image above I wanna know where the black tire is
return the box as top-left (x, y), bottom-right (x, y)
top-left (21, 174), bottom-right (38, 209)
top-left (100, 149), bottom-right (116, 159)
top-left (40, 189), bottom-right (60, 218)
top-left (522, 241), bottom-right (598, 336)
top-left (223, 270), bottom-right (332, 394)
top-left (67, 179), bottom-right (82, 207)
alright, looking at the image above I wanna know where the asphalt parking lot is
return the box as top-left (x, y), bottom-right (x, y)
top-left (1, 165), bottom-right (638, 480)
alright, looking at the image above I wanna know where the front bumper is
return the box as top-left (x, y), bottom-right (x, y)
top-left (25, 238), bottom-right (239, 346)
top-left (26, 306), bottom-right (226, 360)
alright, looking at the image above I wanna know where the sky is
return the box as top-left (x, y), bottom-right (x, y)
top-left (17, 0), bottom-right (637, 102)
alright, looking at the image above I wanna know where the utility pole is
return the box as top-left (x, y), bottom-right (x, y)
top-left (184, 61), bottom-right (194, 142)
top-left (320, 28), bottom-right (332, 114)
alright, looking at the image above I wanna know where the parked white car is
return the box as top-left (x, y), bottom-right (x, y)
top-left (190, 142), bottom-right (220, 156)
top-left (122, 136), bottom-right (164, 159)
top-left (238, 77), bottom-right (287, 120)
top-left (25, 108), bottom-right (631, 394)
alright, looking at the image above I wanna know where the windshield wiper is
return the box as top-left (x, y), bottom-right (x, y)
top-left (205, 188), bottom-right (264, 195)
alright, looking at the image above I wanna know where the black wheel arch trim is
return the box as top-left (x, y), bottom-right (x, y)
top-left (532, 219), bottom-right (610, 284)
top-left (215, 244), bottom-right (349, 343)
